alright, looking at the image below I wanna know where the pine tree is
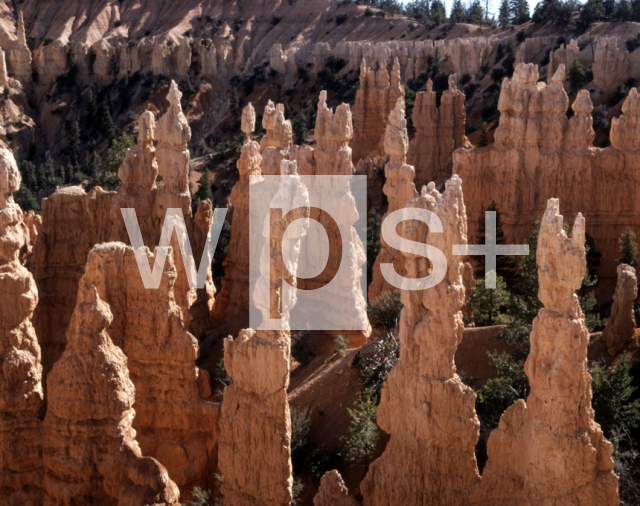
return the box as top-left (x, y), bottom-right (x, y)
top-left (343, 389), bottom-right (380, 467)
top-left (431, 0), bottom-right (446, 23)
top-left (450, 0), bottom-right (466, 22)
top-left (464, 275), bottom-right (511, 326)
top-left (499, 0), bottom-right (511, 25)
top-left (14, 184), bottom-right (40, 213)
top-left (510, 0), bottom-right (530, 24)
top-left (467, 0), bottom-right (485, 24)
top-left (568, 58), bottom-right (587, 92)
top-left (195, 168), bottom-right (213, 204)
top-left (101, 105), bottom-right (119, 144)
top-left (68, 121), bottom-right (81, 168)
top-left (292, 115), bottom-right (308, 144)
top-left (618, 229), bottom-right (639, 267)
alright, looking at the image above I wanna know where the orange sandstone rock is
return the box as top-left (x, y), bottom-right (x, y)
top-left (211, 103), bottom-right (263, 337)
top-left (407, 74), bottom-right (466, 188)
top-left (368, 97), bottom-right (417, 302)
top-left (602, 263), bottom-right (637, 356)
top-left (362, 175), bottom-right (481, 505)
top-left (478, 199), bottom-right (619, 506)
top-left (314, 470), bottom-right (359, 506)
top-left (351, 56), bottom-right (404, 163)
top-left (31, 88), bottom-right (214, 377)
top-left (0, 145), bottom-right (44, 505)
top-left (454, 63), bottom-right (640, 294)
top-left (593, 37), bottom-right (628, 89)
top-left (75, 242), bottom-right (220, 492)
top-left (43, 286), bottom-right (180, 506)
top-left (218, 160), bottom-right (309, 506)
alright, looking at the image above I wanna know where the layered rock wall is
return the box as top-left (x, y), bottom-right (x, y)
top-left (455, 63), bottom-right (640, 291)
top-left (407, 74), bottom-right (466, 188)
top-left (351, 56), bottom-right (404, 163)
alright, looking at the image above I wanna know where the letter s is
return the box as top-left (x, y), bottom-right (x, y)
top-left (379, 208), bottom-right (447, 291)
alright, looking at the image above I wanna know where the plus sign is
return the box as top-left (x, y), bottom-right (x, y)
top-left (452, 211), bottom-right (529, 289)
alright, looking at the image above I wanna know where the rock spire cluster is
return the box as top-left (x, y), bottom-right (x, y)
top-left (407, 74), bottom-right (466, 187)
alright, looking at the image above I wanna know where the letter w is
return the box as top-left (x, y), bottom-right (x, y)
top-left (121, 208), bottom-right (227, 289)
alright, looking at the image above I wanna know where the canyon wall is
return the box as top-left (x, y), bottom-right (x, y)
top-left (477, 199), bottom-right (619, 505)
top-left (30, 83), bottom-right (214, 377)
top-left (455, 63), bottom-right (640, 291)
top-left (351, 57), bottom-right (404, 163)
top-left (407, 74), bottom-right (466, 188)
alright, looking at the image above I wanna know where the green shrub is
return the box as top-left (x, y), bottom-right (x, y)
top-left (333, 335), bottom-right (349, 356)
top-left (343, 389), bottom-right (379, 465)
top-left (272, 14), bottom-right (283, 25)
top-left (367, 290), bottom-right (403, 332)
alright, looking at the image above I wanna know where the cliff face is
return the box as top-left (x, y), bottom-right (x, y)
top-left (368, 97), bottom-right (417, 302)
top-left (30, 83), bottom-right (214, 377)
top-left (407, 74), bottom-right (466, 188)
top-left (478, 199), bottom-right (619, 505)
top-left (362, 175), bottom-right (481, 505)
top-left (351, 57), bottom-right (404, 163)
top-left (455, 63), bottom-right (640, 291)
top-left (0, 145), bottom-right (44, 505)
top-left (43, 286), bottom-right (181, 505)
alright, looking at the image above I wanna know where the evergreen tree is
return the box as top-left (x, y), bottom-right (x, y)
top-left (591, 354), bottom-right (640, 438)
top-left (618, 229), bottom-right (639, 267)
top-left (431, 0), bottom-right (447, 23)
top-left (450, 0), bottom-right (466, 22)
top-left (13, 184), bottom-right (40, 213)
top-left (68, 121), bottom-right (81, 168)
top-left (502, 39), bottom-right (517, 76)
top-left (510, 0), bottom-right (530, 24)
top-left (475, 201), bottom-right (518, 286)
top-left (499, 0), bottom-right (512, 25)
top-left (20, 160), bottom-right (37, 190)
top-left (343, 389), bottom-right (380, 467)
top-left (578, 0), bottom-right (606, 31)
top-left (27, 128), bottom-right (36, 161)
top-left (467, 0), bottom-right (485, 24)
top-left (464, 275), bottom-right (511, 326)
top-left (292, 115), bottom-right (308, 144)
top-left (614, 0), bottom-right (633, 20)
top-left (568, 58), bottom-right (587, 91)
top-left (101, 105), bottom-right (119, 144)
top-left (196, 168), bottom-right (213, 204)
top-left (283, 101), bottom-right (292, 120)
